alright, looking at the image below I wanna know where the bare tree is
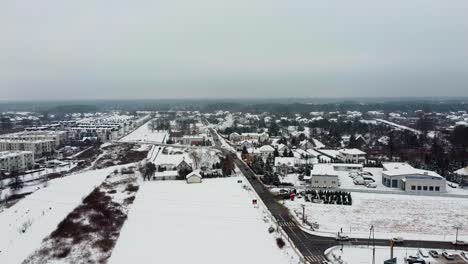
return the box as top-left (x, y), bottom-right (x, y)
top-left (188, 150), bottom-right (202, 170)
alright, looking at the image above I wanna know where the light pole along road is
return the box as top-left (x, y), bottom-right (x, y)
top-left (208, 128), bottom-right (467, 264)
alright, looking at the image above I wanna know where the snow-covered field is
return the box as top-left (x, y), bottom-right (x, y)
top-left (0, 167), bottom-right (115, 263)
top-left (119, 120), bottom-right (168, 143)
top-left (286, 192), bottom-right (468, 241)
top-left (110, 177), bottom-right (297, 264)
top-left (326, 246), bottom-right (467, 264)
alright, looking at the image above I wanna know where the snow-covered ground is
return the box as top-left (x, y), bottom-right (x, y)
top-left (375, 119), bottom-right (422, 135)
top-left (326, 245), bottom-right (467, 264)
top-left (280, 173), bottom-right (306, 187)
top-left (119, 120), bottom-right (168, 143)
top-left (286, 192), bottom-right (468, 241)
top-left (312, 138), bottom-right (326, 149)
top-left (0, 167), bottom-right (116, 263)
top-left (109, 177), bottom-right (298, 264)
top-left (0, 162), bottom-right (78, 203)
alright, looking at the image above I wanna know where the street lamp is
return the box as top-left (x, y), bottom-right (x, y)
top-left (454, 225), bottom-right (462, 250)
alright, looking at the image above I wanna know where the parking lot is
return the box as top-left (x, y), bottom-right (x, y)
top-left (327, 246), bottom-right (468, 264)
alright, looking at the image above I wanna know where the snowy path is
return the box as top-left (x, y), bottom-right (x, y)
top-left (0, 167), bottom-right (116, 263)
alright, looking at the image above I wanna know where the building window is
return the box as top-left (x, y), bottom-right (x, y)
top-left (435, 187), bottom-right (440, 191)
top-left (429, 186), bottom-right (434, 191)
top-left (315, 181), bottom-right (318, 183)
top-left (332, 181), bottom-right (336, 184)
top-left (423, 186), bottom-right (428, 191)
top-left (411, 186), bottom-right (416, 190)
top-left (417, 186), bottom-right (422, 190)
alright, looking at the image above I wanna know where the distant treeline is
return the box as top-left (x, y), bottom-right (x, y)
top-left (0, 98), bottom-right (467, 113)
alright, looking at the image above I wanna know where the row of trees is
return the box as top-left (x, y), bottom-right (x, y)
top-left (304, 190), bottom-right (352, 206)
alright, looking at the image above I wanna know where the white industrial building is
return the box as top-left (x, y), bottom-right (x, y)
top-left (382, 162), bottom-right (446, 193)
top-left (0, 151), bottom-right (34, 173)
top-left (306, 164), bottom-right (339, 189)
top-left (337, 148), bottom-right (367, 163)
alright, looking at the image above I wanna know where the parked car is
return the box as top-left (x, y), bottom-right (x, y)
top-left (362, 171), bottom-right (373, 176)
top-left (366, 182), bottom-right (377, 188)
top-left (418, 248), bottom-right (429, 258)
top-left (406, 256), bottom-right (426, 264)
top-left (451, 240), bottom-right (467, 246)
top-left (442, 251), bottom-right (455, 260)
top-left (349, 172), bottom-right (360, 178)
top-left (353, 178), bottom-right (366, 185)
top-left (428, 250), bottom-right (439, 258)
top-left (362, 176), bottom-right (375, 182)
top-left (321, 262), bottom-right (331, 264)
top-left (392, 237), bottom-right (404, 243)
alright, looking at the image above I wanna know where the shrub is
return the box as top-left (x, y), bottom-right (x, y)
top-left (276, 237), bottom-right (286, 249)
top-left (125, 184), bottom-right (139, 193)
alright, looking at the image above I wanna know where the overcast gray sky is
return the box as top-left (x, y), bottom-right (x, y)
top-left (1, 0), bottom-right (468, 100)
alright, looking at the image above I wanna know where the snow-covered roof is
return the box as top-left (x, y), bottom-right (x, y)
top-left (186, 170), bottom-right (202, 179)
top-left (310, 164), bottom-right (337, 177)
top-left (154, 154), bottom-right (192, 167)
top-left (455, 166), bottom-right (468, 176)
top-left (306, 149), bottom-right (322, 157)
top-left (339, 148), bottom-right (366, 155)
top-left (259, 145), bottom-right (275, 152)
top-left (455, 121), bottom-right (468, 127)
top-left (383, 162), bottom-right (442, 178)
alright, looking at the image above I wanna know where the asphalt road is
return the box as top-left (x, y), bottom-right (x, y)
top-left (209, 128), bottom-right (467, 263)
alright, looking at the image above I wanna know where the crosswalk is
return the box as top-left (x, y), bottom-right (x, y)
top-left (304, 255), bottom-right (328, 263)
top-left (277, 221), bottom-right (296, 227)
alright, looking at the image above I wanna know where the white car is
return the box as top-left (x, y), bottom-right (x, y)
top-left (442, 251), bottom-right (455, 260)
top-left (366, 182), bottom-right (377, 188)
top-left (451, 240), bottom-right (467, 246)
top-left (392, 237), bottom-right (404, 243)
top-left (353, 177), bottom-right (366, 185)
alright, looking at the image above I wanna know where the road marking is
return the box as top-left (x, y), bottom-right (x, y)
top-left (305, 255), bottom-right (328, 263)
top-left (277, 221), bottom-right (296, 227)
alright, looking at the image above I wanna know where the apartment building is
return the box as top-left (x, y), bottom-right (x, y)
top-left (0, 139), bottom-right (54, 158)
top-left (0, 131), bottom-right (68, 147)
top-left (337, 148), bottom-right (367, 163)
top-left (0, 151), bottom-right (34, 173)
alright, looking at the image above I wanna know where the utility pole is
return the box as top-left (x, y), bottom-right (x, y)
top-left (301, 204), bottom-right (306, 224)
top-left (368, 225), bottom-right (375, 264)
